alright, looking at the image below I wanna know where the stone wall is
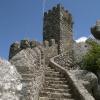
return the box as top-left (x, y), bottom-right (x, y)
top-left (9, 38), bottom-right (58, 65)
top-left (43, 39), bottom-right (58, 64)
top-left (9, 39), bottom-right (42, 59)
top-left (54, 51), bottom-right (74, 69)
top-left (0, 58), bottom-right (22, 100)
top-left (10, 47), bottom-right (45, 100)
top-left (43, 4), bottom-right (73, 53)
top-left (43, 4), bottom-right (60, 45)
top-left (59, 5), bottom-right (73, 53)
top-left (51, 49), bottom-right (100, 100)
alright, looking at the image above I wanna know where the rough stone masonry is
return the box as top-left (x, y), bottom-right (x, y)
top-left (7, 4), bottom-right (100, 100)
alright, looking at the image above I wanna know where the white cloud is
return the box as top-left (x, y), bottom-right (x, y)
top-left (75, 37), bottom-right (88, 43)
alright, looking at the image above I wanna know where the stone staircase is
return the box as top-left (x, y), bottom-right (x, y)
top-left (20, 74), bottom-right (34, 99)
top-left (39, 66), bottom-right (76, 100)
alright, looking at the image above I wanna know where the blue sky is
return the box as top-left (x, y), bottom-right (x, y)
top-left (0, 0), bottom-right (100, 59)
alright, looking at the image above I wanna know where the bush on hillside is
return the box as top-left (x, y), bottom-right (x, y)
top-left (81, 40), bottom-right (100, 73)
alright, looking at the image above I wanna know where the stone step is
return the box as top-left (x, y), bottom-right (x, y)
top-left (45, 73), bottom-right (61, 77)
top-left (39, 97), bottom-right (75, 100)
top-left (45, 70), bottom-right (59, 74)
top-left (45, 71), bottom-right (60, 74)
top-left (42, 88), bottom-right (71, 93)
top-left (45, 80), bottom-right (68, 84)
top-left (45, 66), bottom-right (55, 70)
top-left (64, 63), bottom-right (71, 67)
top-left (45, 84), bottom-right (69, 89)
top-left (39, 66), bottom-right (76, 100)
top-left (21, 78), bottom-right (32, 82)
top-left (67, 60), bottom-right (73, 64)
top-left (21, 75), bottom-right (34, 79)
top-left (39, 97), bottom-right (48, 100)
top-left (45, 68), bottom-right (55, 71)
top-left (45, 77), bottom-right (66, 81)
top-left (45, 74), bottom-right (61, 77)
top-left (39, 92), bottom-right (72, 99)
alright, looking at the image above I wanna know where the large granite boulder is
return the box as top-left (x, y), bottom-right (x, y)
top-left (70, 70), bottom-right (100, 100)
top-left (0, 58), bottom-right (22, 100)
top-left (70, 70), bottom-right (98, 90)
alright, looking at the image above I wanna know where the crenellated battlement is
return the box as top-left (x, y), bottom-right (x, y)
top-left (43, 40), bottom-right (49, 47)
top-left (30, 40), bottom-right (37, 48)
top-left (43, 39), bottom-right (58, 64)
top-left (7, 4), bottom-right (98, 100)
top-left (9, 42), bottom-right (20, 59)
top-left (44, 4), bottom-right (60, 17)
top-left (43, 39), bottom-right (57, 47)
top-left (9, 39), bottom-right (42, 59)
top-left (9, 4), bottom-right (73, 61)
top-left (10, 42), bottom-right (20, 52)
top-left (43, 4), bottom-right (73, 54)
top-left (44, 4), bottom-right (72, 23)
top-left (9, 38), bottom-right (58, 62)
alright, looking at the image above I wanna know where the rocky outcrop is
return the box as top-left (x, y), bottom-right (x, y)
top-left (70, 70), bottom-right (100, 100)
top-left (10, 47), bottom-right (45, 100)
top-left (70, 70), bottom-right (98, 93)
top-left (0, 58), bottom-right (22, 100)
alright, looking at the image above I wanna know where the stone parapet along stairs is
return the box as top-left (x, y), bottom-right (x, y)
top-left (54, 51), bottom-right (75, 70)
top-left (39, 66), bottom-right (76, 100)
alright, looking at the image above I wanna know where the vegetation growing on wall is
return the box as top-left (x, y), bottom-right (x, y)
top-left (81, 40), bottom-right (100, 73)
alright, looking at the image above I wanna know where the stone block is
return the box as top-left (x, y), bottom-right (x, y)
top-left (50, 39), bottom-right (55, 46)
top-left (30, 40), bottom-right (36, 48)
top-left (43, 40), bottom-right (49, 47)
top-left (20, 39), bottom-right (30, 49)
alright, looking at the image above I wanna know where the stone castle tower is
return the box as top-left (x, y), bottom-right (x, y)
top-left (43, 4), bottom-right (73, 53)
top-left (9, 4), bottom-right (74, 59)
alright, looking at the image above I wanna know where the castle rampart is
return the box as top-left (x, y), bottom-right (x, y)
top-left (8, 4), bottom-right (99, 100)
top-left (43, 39), bottom-right (58, 64)
top-left (9, 39), bottom-right (42, 59)
top-left (9, 38), bottom-right (58, 65)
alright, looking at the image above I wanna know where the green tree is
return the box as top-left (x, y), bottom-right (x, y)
top-left (81, 40), bottom-right (100, 73)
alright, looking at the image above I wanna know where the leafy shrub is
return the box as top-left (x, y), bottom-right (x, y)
top-left (81, 40), bottom-right (100, 73)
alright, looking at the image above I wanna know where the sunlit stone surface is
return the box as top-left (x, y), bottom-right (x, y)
top-left (0, 58), bottom-right (22, 100)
